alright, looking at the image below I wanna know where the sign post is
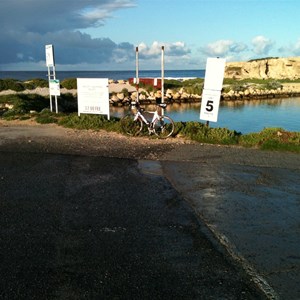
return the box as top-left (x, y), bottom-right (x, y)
top-left (45, 44), bottom-right (60, 113)
top-left (200, 57), bottom-right (226, 124)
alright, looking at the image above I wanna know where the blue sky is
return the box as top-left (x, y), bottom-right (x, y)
top-left (0, 0), bottom-right (299, 71)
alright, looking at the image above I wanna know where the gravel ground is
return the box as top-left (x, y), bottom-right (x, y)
top-left (0, 119), bottom-right (195, 160)
top-left (1, 119), bottom-right (299, 167)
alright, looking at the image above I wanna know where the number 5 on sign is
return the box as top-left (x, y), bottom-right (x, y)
top-left (200, 90), bottom-right (221, 122)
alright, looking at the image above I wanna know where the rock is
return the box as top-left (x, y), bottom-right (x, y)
top-left (139, 93), bottom-right (147, 100)
top-left (131, 92), bottom-right (138, 100)
top-left (155, 91), bottom-right (162, 98)
top-left (110, 94), bottom-right (119, 102)
top-left (172, 92), bottom-right (181, 100)
top-left (117, 93), bottom-right (124, 100)
top-left (181, 92), bottom-right (190, 99)
top-left (225, 57), bottom-right (300, 80)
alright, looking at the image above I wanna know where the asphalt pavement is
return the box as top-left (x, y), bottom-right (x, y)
top-left (161, 144), bottom-right (300, 300)
top-left (1, 124), bottom-right (299, 299)
top-left (0, 151), bottom-right (264, 299)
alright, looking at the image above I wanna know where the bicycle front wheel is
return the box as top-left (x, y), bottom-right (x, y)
top-left (120, 114), bottom-right (143, 136)
top-left (153, 115), bottom-right (175, 138)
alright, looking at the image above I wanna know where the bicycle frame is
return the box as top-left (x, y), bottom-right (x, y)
top-left (121, 101), bottom-right (174, 138)
top-left (131, 102), bottom-right (164, 133)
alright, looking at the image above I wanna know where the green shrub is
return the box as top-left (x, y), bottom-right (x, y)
top-left (14, 94), bottom-right (49, 112)
top-left (206, 127), bottom-right (240, 144)
top-left (58, 113), bottom-right (120, 131)
top-left (0, 79), bottom-right (25, 92)
top-left (262, 80), bottom-right (282, 90)
top-left (0, 94), bottom-right (49, 114)
top-left (121, 88), bottom-right (130, 97)
top-left (175, 121), bottom-right (240, 145)
top-left (58, 93), bottom-right (78, 112)
top-left (2, 109), bottom-right (20, 119)
top-left (61, 78), bottom-right (77, 89)
top-left (25, 78), bottom-right (49, 88)
top-left (164, 79), bottom-right (183, 89)
top-left (239, 128), bottom-right (300, 152)
top-left (0, 94), bottom-right (20, 105)
top-left (35, 115), bottom-right (58, 124)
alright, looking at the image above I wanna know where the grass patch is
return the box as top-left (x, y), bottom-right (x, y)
top-left (0, 94), bottom-right (49, 115)
top-left (61, 78), bottom-right (77, 89)
top-left (58, 113), bottom-right (121, 132)
top-left (1, 106), bottom-right (299, 153)
top-left (35, 109), bottom-right (61, 124)
top-left (177, 121), bottom-right (240, 145)
top-left (240, 128), bottom-right (300, 152)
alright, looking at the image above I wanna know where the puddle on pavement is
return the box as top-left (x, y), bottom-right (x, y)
top-left (138, 160), bottom-right (163, 176)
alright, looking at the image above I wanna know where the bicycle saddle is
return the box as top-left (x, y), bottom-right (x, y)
top-left (158, 103), bottom-right (167, 108)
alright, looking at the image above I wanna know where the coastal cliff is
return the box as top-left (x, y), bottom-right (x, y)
top-left (225, 57), bottom-right (300, 80)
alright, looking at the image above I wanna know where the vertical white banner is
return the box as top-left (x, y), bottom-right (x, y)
top-left (45, 44), bottom-right (55, 67)
top-left (203, 57), bottom-right (226, 91)
top-left (77, 78), bottom-right (110, 119)
top-left (200, 57), bottom-right (226, 123)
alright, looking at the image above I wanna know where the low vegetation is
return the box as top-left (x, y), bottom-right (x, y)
top-left (0, 78), bottom-right (49, 92)
top-left (0, 93), bottom-right (298, 153)
top-left (0, 81), bottom-right (299, 153)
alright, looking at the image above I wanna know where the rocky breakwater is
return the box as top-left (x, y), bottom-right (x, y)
top-left (109, 80), bottom-right (201, 106)
top-left (109, 79), bottom-right (300, 106)
top-left (222, 83), bottom-right (300, 101)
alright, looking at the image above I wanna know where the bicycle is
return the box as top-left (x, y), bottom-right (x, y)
top-left (120, 101), bottom-right (175, 138)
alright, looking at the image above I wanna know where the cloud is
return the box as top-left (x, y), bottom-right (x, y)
top-left (0, 0), bottom-right (136, 33)
top-left (200, 40), bottom-right (247, 57)
top-left (138, 41), bottom-right (191, 59)
top-left (278, 38), bottom-right (300, 56)
top-left (291, 39), bottom-right (300, 55)
top-left (0, 0), bottom-right (136, 69)
top-left (134, 41), bottom-right (192, 69)
top-left (251, 35), bottom-right (274, 55)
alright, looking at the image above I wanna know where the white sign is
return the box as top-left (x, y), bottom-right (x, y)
top-left (45, 44), bottom-right (55, 67)
top-left (77, 78), bottom-right (110, 119)
top-left (200, 89), bottom-right (221, 122)
top-left (203, 57), bottom-right (226, 91)
top-left (49, 79), bottom-right (60, 96)
top-left (200, 57), bottom-right (226, 123)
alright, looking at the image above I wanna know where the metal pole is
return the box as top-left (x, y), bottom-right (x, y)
top-left (53, 65), bottom-right (58, 113)
top-left (47, 66), bottom-right (53, 112)
top-left (161, 46), bottom-right (165, 116)
top-left (136, 46), bottom-right (139, 103)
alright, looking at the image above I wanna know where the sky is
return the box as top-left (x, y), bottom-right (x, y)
top-left (0, 0), bottom-right (300, 71)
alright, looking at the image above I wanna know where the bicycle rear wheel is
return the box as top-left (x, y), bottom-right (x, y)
top-left (120, 114), bottom-right (143, 136)
top-left (153, 115), bottom-right (174, 138)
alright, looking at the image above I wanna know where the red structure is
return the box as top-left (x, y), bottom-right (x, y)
top-left (128, 78), bottom-right (162, 89)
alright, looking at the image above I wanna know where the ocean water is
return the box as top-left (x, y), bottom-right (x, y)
top-left (165, 98), bottom-right (300, 134)
top-left (0, 70), bottom-right (205, 81)
top-left (111, 98), bottom-right (300, 134)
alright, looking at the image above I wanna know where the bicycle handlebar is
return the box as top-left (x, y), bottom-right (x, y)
top-left (131, 101), bottom-right (167, 109)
